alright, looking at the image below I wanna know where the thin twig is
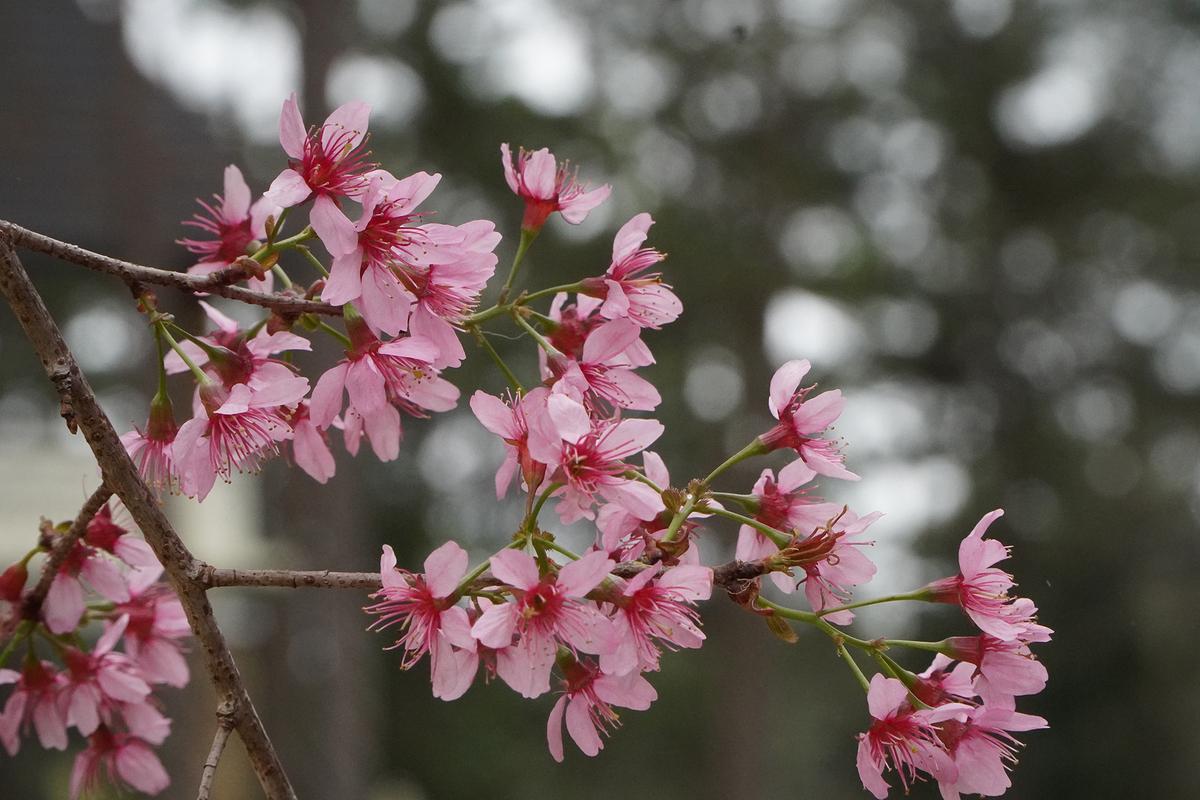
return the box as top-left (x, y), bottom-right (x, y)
top-left (197, 701), bottom-right (237, 800)
top-left (202, 566), bottom-right (382, 591)
top-left (0, 235), bottom-right (296, 799)
top-left (0, 484), bottom-right (112, 648)
top-left (0, 219), bottom-right (339, 316)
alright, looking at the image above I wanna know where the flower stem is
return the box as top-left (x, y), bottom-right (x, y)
top-left (883, 639), bottom-right (949, 654)
top-left (0, 621), bottom-right (32, 667)
top-left (271, 264), bottom-right (294, 289)
top-left (316, 321), bottom-right (351, 348)
top-left (251, 225), bottom-right (316, 263)
top-left (525, 482), bottom-right (562, 532)
top-left (157, 323), bottom-right (210, 385)
top-left (512, 311), bottom-right (564, 359)
top-left (709, 506), bottom-right (791, 547)
top-left (469, 325), bottom-right (523, 392)
top-left (625, 469), bottom-right (664, 494)
top-left (816, 591), bottom-right (932, 618)
top-left (838, 641), bottom-right (871, 693)
top-left (295, 245), bottom-right (330, 277)
top-left (702, 439), bottom-right (769, 486)
top-left (540, 538), bottom-right (581, 561)
top-left (497, 227), bottom-right (539, 304)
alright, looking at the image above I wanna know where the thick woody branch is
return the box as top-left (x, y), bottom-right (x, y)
top-left (197, 701), bottom-right (237, 800)
top-left (0, 236), bottom-right (296, 800)
top-left (0, 220), bottom-right (339, 316)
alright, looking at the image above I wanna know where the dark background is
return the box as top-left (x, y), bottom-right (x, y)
top-left (2, 1), bottom-right (1198, 798)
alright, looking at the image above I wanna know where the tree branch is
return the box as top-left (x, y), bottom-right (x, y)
top-left (197, 559), bottom-right (770, 595)
top-left (201, 566), bottom-right (382, 591)
top-left (197, 700), bottom-right (237, 800)
top-left (0, 219), bottom-right (339, 317)
top-left (0, 234), bottom-right (297, 800)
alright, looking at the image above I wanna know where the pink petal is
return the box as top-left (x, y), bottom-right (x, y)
top-left (523, 148), bottom-right (557, 199)
top-left (44, 573), bottom-right (84, 634)
top-left (611, 213), bottom-right (653, 262)
top-left (559, 184), bottom-right (611, 224)
top-left (221, 165), bottom-right (251, 222)
top-left (292, 420), bottom-right (335, 483)
top-left (322, 100), bottom-right (371, 151)
top-left (500, 143), bottom-right (519, 193)
top-left (582, 318), bottom-right (641, 365)
top-left (278, 92), bottom-right (306, 159)
top-left (309, 363), bottom-right (349, 428)
top-left (794, 390), bottom-right (845, 433)
top-left (547, 393), bottom-right (591, 444)
top-left (115, 741), bottom-right (170, 794)
top-left (565, 695), bottom-right (603, 756)
top-left (311, 195), bottom-right (360, 256)
top-left (768, 359), bottom-right (810, 418)
top-left (469, 391), bottom-right (518, 439)
top-left (866, 674), bottom-right (908, 720)
top-left (322, 249), bottom-right (366, 306)
top-left (544, 695), bottom-right (570, 763)
top-left (423, 540), bottom-right (468, 598)
top-left (470, 603), bottom-right (517, 649)
top-left (264, 168), bottom-right (312, 209)
top-left (362, 405), bottom-right (402, 461)
top-left (489, 549), bottom-right (540, 590)
top-left (557, 551), bottom-right (614, 597)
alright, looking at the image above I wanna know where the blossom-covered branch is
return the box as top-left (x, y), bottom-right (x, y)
top-left (0, 92), bottom-right (1049, 799)
top-left (0, 220), bottom-right (338, 316)
top-left (0, 234), bottom-right (297, 799)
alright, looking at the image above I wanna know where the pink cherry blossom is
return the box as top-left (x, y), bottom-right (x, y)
top-left (309, 326), bottom-right (457, 461)
top-left (265, 93), bottom-right (375, 208)
top-left (601, 564), bottom-right (712, 675)
top-left (735, 460), bottom-right (843, 593)
top-left (533, 399), bottom-right (665, 524)
top-left (579, 213), bottom-right (682, 329)
top-left (404, 219), bottom-right (501, 368)
top-left (924, 510), bottom-right (1033, 641)
top-left (163, 300), bottom-right (310, 391)
top-left (935, 705), bottom-right (1048, 800)
top-left (287, 402), bottom-right (336, 484)
top-left (111, 568), bottom-right (190, 688)
top-left (856, 674), bottom-right (970, 799)
top-left (542, 293), bottom-right (656, 369)
top-left (469, 388), bottom-right (556, 499)
top-left (550, 318), bottom-right (661, 412)
top-left (792, 509), bottom-right (879, 624)
top-left (83, 504), bottom-right (159, 571)
top-left (121, 398), bottom-right (178, 493)
top-left (43, 541), bottom-right (131, 635)
top-left (914, 654), bottom-right (979, 707)
top-left (312, 170), bottom-right (440, 335)
top-left (944, 634), bottom-right (1050, 702)
top-left (500, 143), bottom-right (611, 231)
top-left (59, 616), bottom-right (152, 737)
top-left (470, 550), bottom-right (616, 699)
top-left (179, 164), bottom-right (278, 292)
top-left (70, 727), bottom-right (170, 799)
top-left (546, 658), bottom-right (656, 762)
top-left (365, 542), bottom-right (479, 701)
top-left (172, 377), bottom-right (309, 500)
top-left (760, 359), bottom-right (858, 480)
top-left (0, 659), bottom-right (67, 755)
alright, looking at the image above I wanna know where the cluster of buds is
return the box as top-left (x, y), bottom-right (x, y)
top-left (0, 504), bottom-right (188, 797)
top-left (0, 92), bottom-right (1050, 797)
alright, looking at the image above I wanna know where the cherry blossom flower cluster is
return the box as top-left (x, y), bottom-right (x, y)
top-left (0, 504), bottom-right (188, 797)
top-left (0, 93), bottom-right (1049, 797)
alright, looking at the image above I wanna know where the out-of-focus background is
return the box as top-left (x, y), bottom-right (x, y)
top-left (2, 1), bottom-right (1198, 797)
